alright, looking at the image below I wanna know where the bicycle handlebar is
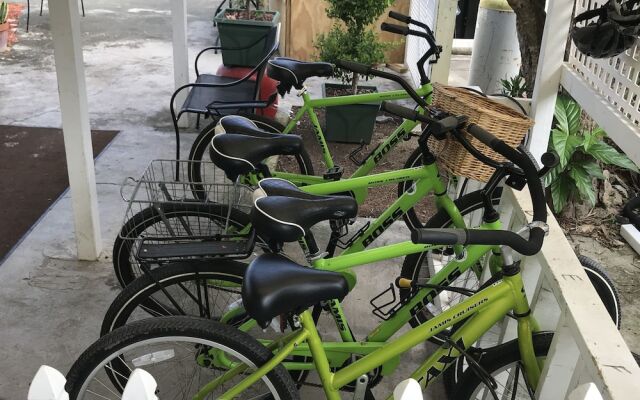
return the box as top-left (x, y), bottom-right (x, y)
top-left (333, 59), bottom-right (371, 76)
top-left (381, 22), bottom-right (410, 36)
top-left (380, 101), bottom-right (465, 136)
top-left (388, 11), bottom-right (411, 24)
top-left (335, 60), bottom-right (430, 109)
top-left (412, 124), bottom-right (548, 256)
top-left (379, 11), bottom-right (439, 85)
top-left (380, 101), bottom-right (425, 122)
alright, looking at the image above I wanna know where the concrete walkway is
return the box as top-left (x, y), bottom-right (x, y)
top-left (0, 1), bottom-right (466, 397)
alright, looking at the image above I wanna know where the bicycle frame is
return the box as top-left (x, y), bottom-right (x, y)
top-left (246, 159), bottom-right (458, 252)
top-left (267, 84), bottom-right (434, 201)
top-left (231, 224), bottom-right (501, 366)
top-left (226, 160), bottom-right (506, 357)
top-left (197, 262), bottom-right (542, 400)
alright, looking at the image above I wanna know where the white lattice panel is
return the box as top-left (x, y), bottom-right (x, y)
top-left (568, 1), bottom-right (640, 126)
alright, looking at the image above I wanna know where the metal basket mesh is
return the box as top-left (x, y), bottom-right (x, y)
top-left (117, 160), bottom-right (255, 268)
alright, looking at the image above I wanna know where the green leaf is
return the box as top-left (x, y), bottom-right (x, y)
top-left (554, 96), bottom-right (581, 136)
top-left (550, 174), bottom-right (572, 213)
top-left (581, 130), bottom-right (593, 152)
top-left (543, 164), bottom-right (565, 188)
top-left (591, 126), bottom-right (606, 140)
top-left (574, 159), bottom-right (605, 179)
top-left (587, 141), bottom-right (639, 172)
top-left (551, 128), bottom-right (581, 168)
top-left (569, 165), bottom-right (596, 206)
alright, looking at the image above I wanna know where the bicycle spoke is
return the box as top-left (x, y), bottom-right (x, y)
top-left (85, 389), bottom-right (117, 400)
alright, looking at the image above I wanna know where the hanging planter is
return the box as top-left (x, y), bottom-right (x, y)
top-left (213, 7), bottom-right (280, 68)
top-left (322, 83), bottom-right (379, 144)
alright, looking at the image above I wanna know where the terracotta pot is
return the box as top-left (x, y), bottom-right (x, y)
top-left (0, 22), bottom-right (9, 52)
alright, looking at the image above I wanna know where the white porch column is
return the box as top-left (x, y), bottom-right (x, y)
top-left (430, 0), bottom-right (457, 84)
top-left (527, 0), bottom-right (573, 162)
top-left (171, 0), bottom-right (190, 128)
top-left (49, 0), bottom-right (102, 260)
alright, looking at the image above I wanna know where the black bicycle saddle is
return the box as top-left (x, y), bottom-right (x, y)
top-left (267, 57), bottom-right (334, 94)
top-left (251, 178), bottom-right (357, 243)
top-left (242, 253), bottom-right (349, 328)
top-left (210, 132), bottom-right (303, 181)
top-left (216, 115), bottom-right (281, 136)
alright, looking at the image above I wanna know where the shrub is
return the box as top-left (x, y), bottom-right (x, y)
top-left (545, 96), bottom-right (638, 213)
top-left (314, 0), bottom-right (395, 94)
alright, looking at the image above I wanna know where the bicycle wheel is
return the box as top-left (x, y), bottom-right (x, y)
top-left (452, 332), bottom-right (553, 399)
top-left (444, 255), bottom-right (622, 394)
top-left (65, 316), bottom-right (298, 400)
top-left (188, 114), bottom-right (315, 200)
top-left (579, 254), bottom-right (621, 328)
top-left (102, 260), bottom-right (246, 336)
top-left (401, 193), bottom-right (623, 394)
top-left (112, 202), bottom-right (252, 288)
top-left (398, 147), bottom-right (455, 230)
top-left (101, 260), bottom-right (312, 384)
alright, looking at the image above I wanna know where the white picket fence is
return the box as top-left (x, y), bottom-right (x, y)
top-left (28, 366), bottom-right (158, 400)
top-left (495, 187), bottom-right (640, 399)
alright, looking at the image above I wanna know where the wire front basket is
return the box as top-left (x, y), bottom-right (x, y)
top-left (118, 160), bottom-right (255, 266)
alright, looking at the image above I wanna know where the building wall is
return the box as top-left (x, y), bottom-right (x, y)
top-left (270, 0), bottom-right (410, 63)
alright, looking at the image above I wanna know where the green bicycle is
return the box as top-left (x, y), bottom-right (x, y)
top-left (65, 122), bottom-right (553, 399)
top-left (112, 38), bottom-right (450, 288)
top-left (112, 12), bottom-right (443, 287)
top-left (102, 113), bottom-right (620, 395)
top-left (187, 12), bottom-right (440, 229)
top-left (104, 64), bottom-right (620, 397)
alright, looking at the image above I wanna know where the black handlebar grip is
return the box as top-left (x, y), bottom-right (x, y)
top-left (541, 151), bottom-right (559, 168)
top-left (334, 59), bottom-right (371, 75)
top-left (381, 22), bottom-right (410, 36)
top-left (381, 101), bottom-right (419, 121)
top-left (411, 229), bottom-right (468, 246)
top-left (467, 123), bottom-right (500, 148)
top-left (388, 11), bottom-right (411, 23)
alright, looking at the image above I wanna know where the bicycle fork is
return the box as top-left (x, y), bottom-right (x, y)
top-left (501, 247), bottom-right (543, 390)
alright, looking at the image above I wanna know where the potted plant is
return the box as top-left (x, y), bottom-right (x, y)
top-left (214, 0), bottom-right (280, 67)
top-left (314, 0), bottom-right (395, 144)
top-left (0, 2), bottom-right (9, 52)
top-left (488, 74), bottom-right (533, 115)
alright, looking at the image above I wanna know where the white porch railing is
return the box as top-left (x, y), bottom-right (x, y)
top-left (495, 187), bottom-right (640, 399)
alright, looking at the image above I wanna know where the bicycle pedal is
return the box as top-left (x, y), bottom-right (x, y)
top-left (352, 375), bottom-right (369, 400)
top-left (323, 166), bottom-right (344, 181)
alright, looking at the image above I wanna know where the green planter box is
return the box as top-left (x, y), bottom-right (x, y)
top-left (214, 9), bottom-right (280, 67)
top-left (322, 83), bottom-right (379, 144)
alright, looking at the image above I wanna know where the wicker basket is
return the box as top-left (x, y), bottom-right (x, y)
top-left (429, 84), bottom-right (534, 182)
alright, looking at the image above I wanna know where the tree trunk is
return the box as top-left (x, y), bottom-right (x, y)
top-left (351, 73), bottom-right (360, 95)
top-left (506, 0), bottom-right (546, 93)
